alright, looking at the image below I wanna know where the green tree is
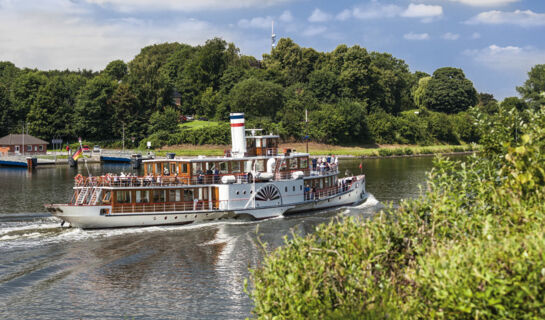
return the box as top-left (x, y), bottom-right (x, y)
top-left (310, 100), bottom-right (368, 144)
top-left (103, 60), bottom-right (128, 81)
top-left (148, 106), bottom-right (179, 134)
top-left (413, 76), bottom-right (431, 109)
top-left (517, 64), bottom-right (545, 109)
top-left (0, 83), bottom-right (13, 136)
top-left (263, 38), bottom-right (322, 86)
top-left (127, 43), bottom-right (178, 114)
top-left (307, 69), bottom-right (339, 103)
top-left (501, 96), bottom-right (528, 112)
top-left (11, 71), bottom-right (47, 125)
top-left (422, 67), bottom-right (478, 114)
top-left (27, 76), bottom-right (75, 140)
top-left (338, 45), bottom-right (372, 101)
top-left (74, 75), bottom-right (118, 141)
top-left (228, 78), bottom-right (284, 119)
top-left (111, 83), bottom-right (146, 141)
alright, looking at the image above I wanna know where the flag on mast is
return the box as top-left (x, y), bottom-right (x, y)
top-left (72, 148), bottom-right (83, 161)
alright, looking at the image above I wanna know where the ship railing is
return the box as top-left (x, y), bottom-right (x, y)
top-left (303, 180), bottom-right (357, 201)
top-left (110, 200), bottom-right (223, 214)
top-left (74, 169), bottom-right (321, 188)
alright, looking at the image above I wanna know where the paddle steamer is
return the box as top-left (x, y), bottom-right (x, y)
top-left (45, 113), bottom-right (368, 229)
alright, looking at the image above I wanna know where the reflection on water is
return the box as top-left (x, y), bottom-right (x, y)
top-left (0, 155), bottom-right (466, 319)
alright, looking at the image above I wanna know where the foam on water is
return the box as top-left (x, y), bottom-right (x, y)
top-left (0, 213), bottom-right (286, 250)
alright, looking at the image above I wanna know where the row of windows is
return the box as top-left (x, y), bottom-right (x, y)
top-left (145, 157), bottom-right (310, 176)
top-left (112, 188), bottom-right (211, 204)
top-left (9, 145), bottom-right (44, 152)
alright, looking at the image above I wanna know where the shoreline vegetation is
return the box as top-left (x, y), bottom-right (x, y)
top-left (246, 68), bottom-right (545, 318)
top-left (152, 142), bottom-right (479, 158)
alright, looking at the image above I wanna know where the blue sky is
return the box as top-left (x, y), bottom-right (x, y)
top-left (0, 0), bottom-right (544, 99)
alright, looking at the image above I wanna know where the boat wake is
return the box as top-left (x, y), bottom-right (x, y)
top-left (340, 193), bottom-right (383, 217)
top-left (0, 213), bottom-right (286, 250)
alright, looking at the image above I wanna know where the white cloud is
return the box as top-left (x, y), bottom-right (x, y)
top-left (84, 0), bottom-right (292, 12)
top-left (401, 4), bottom-right (443, 18)
top-left (464, 44), bottom-right (545, 72)
top-left (0, 5), bottom-right (236, 70)
top-left (302, 26), bottom-right (327, 37)
top-left (471, 32), bottom-right (482, 39)
top-left (451, 0), bottom-right (519, 7)
top-left (403, 32), bottom-right (430, 40)
top-left (336, 9), bottom-right (351, 21)
top-left (238, 16), bottom-right (273, 29)
top-left (308, 8), bottom-right (332, 22)
top-left (352, 3), bottom-right (402, 19)
top-left (467, 9), bottom-right (545, 27)
top-left (348, 3), bottom-right (441, 22)
top-left (279, 10), bottom-right (293, 22)
top-left (442, 32), bottom-right (460, 40)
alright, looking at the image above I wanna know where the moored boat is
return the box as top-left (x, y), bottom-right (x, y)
top-left (45, 113), bottom-right (368, 229)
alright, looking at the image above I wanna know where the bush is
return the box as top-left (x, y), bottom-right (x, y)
top-left (248, 107), bottom-right (545, 319)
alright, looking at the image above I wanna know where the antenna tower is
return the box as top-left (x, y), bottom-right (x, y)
top-left (271, 20), bottom-right (276, 49)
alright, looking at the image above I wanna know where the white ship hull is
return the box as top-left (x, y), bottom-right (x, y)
top-left (46, 176), bottom-right (367, 229)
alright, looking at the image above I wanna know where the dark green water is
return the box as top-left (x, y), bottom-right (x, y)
top-left (0, 156), bottom-right (464, 319)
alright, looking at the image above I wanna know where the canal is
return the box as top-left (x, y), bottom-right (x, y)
top-left (0, 155), bottom-right (464, 319)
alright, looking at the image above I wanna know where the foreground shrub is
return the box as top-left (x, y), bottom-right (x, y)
top-left (248, 107), bottom-right (545, 319)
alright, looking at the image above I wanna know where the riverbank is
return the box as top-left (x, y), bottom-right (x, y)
top-left (153, 142), bottom-right (479, 158)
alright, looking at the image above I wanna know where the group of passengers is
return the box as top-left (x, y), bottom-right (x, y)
top-left (304, 178), bottom-right (350, 201)
top-left (311, 155), bottom-right (339, 174)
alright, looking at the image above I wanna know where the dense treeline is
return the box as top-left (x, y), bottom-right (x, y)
top-left (247, 69), bottom-right (545, 318)
top-left (0, 38), bottom-right (542, 147)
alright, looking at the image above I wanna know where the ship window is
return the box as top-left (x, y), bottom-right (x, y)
top-left (103, 191), bottom-right (111, 203)
top-left (219, 162), bottom-right (229, 174)
top-left (192, 162), bottom-right (203, 175)
top-left (169, 189), bottom-right (181, 202)
top-left (170, 163), bottom-right (177, 175)
top-left (181, 163), bottom-right (188, 174)
top-left (244, 160), bottom-right (253, 173)
top-left (289, 159), bottom-right (298, 169)
top-left (136, 190), bottom-right (149, 203)
top-left (153, 190), bottom-right (165, 203)
top-left (300, 158), bottom-right (308, 169)
top-left (280, 160), bottom-right (287, 171)
top-left (183, 189), bottom-right (194, 201)
top-left (116, 191), bottom-right (131, 204)
top-left (231, 161), bottom-right (241, 173)
top-left (155, 163), bottom-right (162, 175)
top-left (256, 160), bottom-right (265, 172)
top-left (146, 164), bottom-right (153, 175)
top-left (292, 186), bottom-right (295, 191)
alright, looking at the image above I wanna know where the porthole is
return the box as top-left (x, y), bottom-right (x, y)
top-left (300, 185), bottom-right (302, 190)
top-left (243, 191), bottom-right (246, 195)
top-left (236, 191), bottom-right (240, 195)
top-left (285, 187), bottom-right (288, 192)
top-left (339, 197), bottom-right (341, 200)
top-left (250, 190), bottom-right (253, 194)
top-left (164, 216), bottom-right (167, 220)
top-left (293, 186), bottom-right (295, 191)
top-left (175, 216), bottom-right (178, 219)
top-left (194, 215), bottom-right (197, 218)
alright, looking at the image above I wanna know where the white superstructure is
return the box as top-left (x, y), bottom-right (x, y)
top-left (45, 114), bottom-right (368, 229)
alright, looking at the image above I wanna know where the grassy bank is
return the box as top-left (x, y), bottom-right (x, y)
top-left (149, 142), bottom-right (479, 158)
